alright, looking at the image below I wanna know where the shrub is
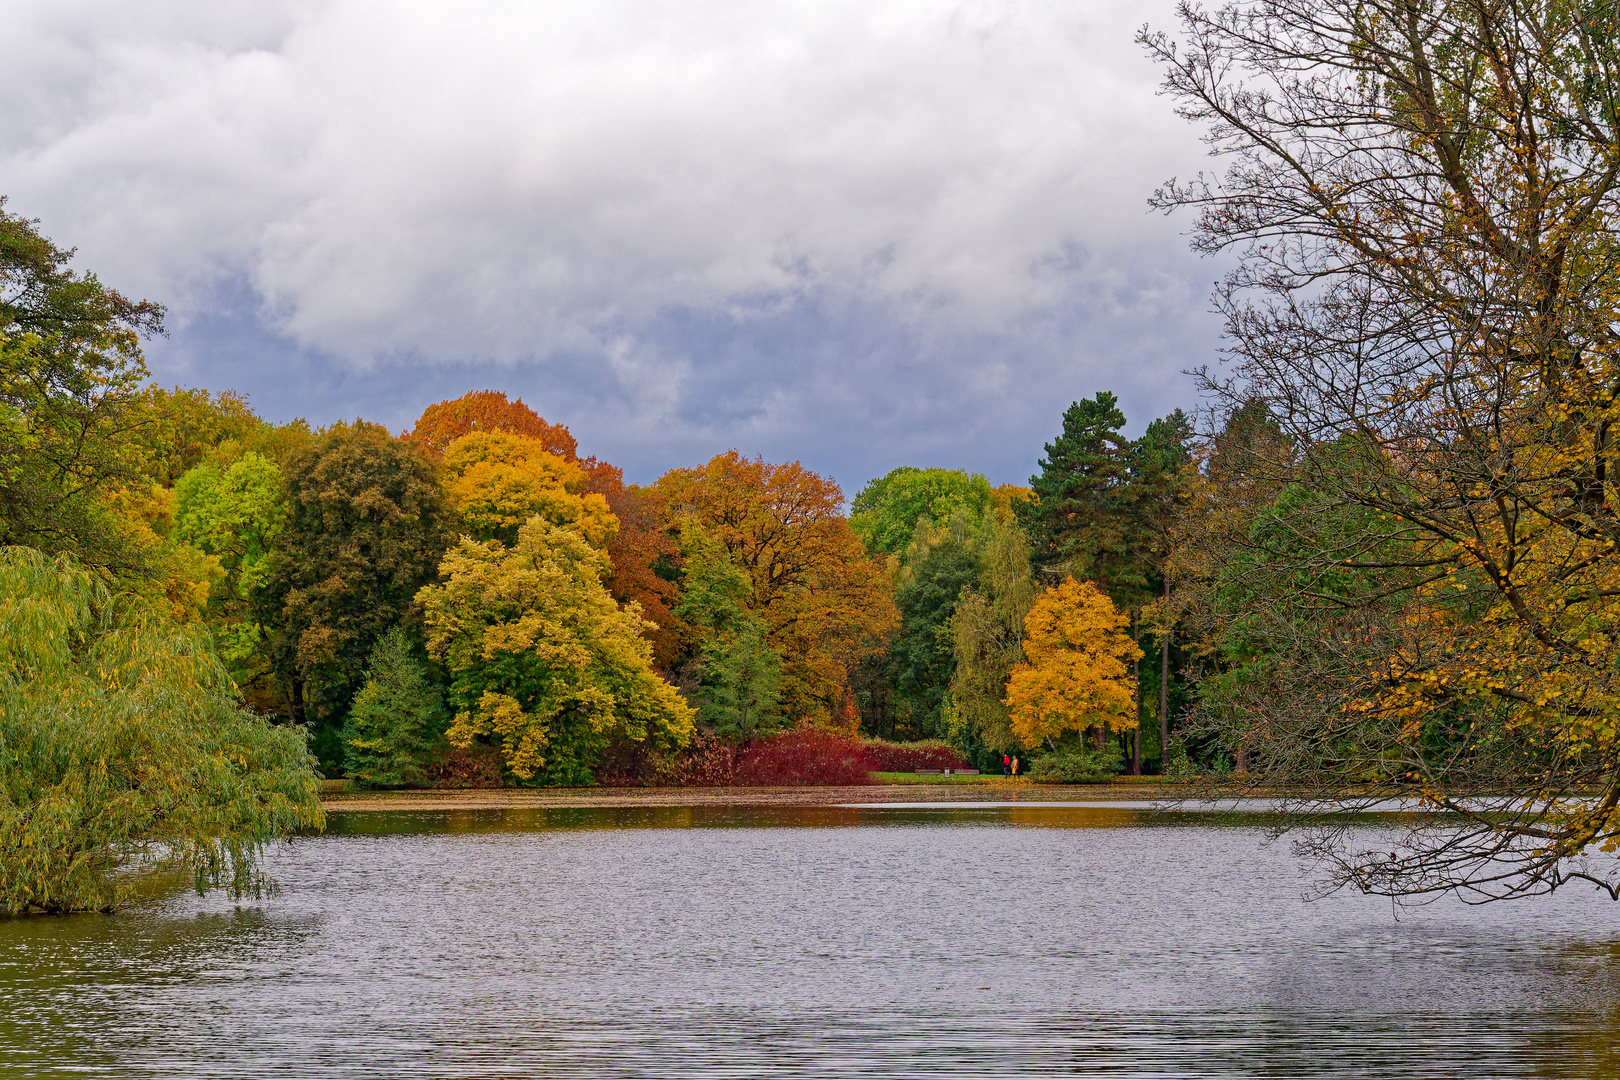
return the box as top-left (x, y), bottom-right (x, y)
top-left (1028, 743), bottom-right (1124, 784)
top-left (663, 733), bottom-right (973, 787)
top-left (666, 734), bottom-right (745, 786)
top-left (735, 729), bottom-right (874, 786)
top-left (422, 744), bottom-right (505, 789)
top-left (858, 738), bottom-right (970, 773)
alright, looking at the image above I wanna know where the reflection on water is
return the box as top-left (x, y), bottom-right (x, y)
top-left (3, 804), bottom-right (1618, 1077)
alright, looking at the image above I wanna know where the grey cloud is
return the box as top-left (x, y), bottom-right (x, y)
top-left (3, 0), bottom-right (1225, 491)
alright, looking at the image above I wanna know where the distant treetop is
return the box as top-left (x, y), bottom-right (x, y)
top-left (849, 466), bottom-right (993, 557)
top-left (408, 390), bottom-right (577, 460)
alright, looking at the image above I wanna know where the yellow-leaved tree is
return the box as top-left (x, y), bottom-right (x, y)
top-left (442, 430), bottom-right (617, 548)
top-left (1005, 578), bottom-right (1141, 750)
top-left (417, 517), bottom-right (694, 785)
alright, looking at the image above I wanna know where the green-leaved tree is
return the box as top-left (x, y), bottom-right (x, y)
top-left (265, 421), bottom-right (453, 766)
top-left (675, 531), bottom-right (783, 739)
top-left (0, 546), bottom-right (323, 913)
top-left (850, 466), bottom-right (993, 558)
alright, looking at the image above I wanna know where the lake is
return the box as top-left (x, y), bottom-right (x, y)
top-left (3, 802), bottom-right (1618, 1078)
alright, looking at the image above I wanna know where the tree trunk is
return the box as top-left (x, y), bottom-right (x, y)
top-left (286, 675), bottom-right (307, 726)
top-left (1130, 610), bottom-right (1141, 775)
top-left (1159, 577), bottom-right (1170, 774)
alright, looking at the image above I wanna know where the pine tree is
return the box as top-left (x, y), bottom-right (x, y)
top-left (341, 627), bottom-right (448, 787)
top-left (1018, 392), bottom-right (1141, 596)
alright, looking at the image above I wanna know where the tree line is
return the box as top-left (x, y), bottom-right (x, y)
top-left (1, 194), bottom-right (1220, 807)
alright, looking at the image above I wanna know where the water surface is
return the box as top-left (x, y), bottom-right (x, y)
top-left (4, 803), bottom-right (1618, 1077)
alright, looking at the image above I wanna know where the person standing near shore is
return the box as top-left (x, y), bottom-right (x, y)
top-left (1002, 753), bottom-right (1010, 776)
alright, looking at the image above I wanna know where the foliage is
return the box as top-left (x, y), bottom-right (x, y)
top-left (950, 510), bottom-right (1037, 753)
top-left (0, 201), bottom-right (163, 572)
top-left (675, 530), bottom-right (784, 739)
top-left (441, 430), bottom-right (617, 548)
top-left (1148, 0), bottom-right (1620, 899)
top-left (850, 466), bottom-right (993, 557)
top-left (173, 451), bottom-right (286, 699)
top-left (858, 738), bottom-right (970, 772)
top-left (418, 392), bottom-right (682, 667)
top-left (419, 517), bottom-right (695, 785)
top-left (666, 733), bottom-right (746, 786)
top-left (733, 728), bottom-right (875, 787)
top-left (0, 546), bottom-right (323, 913)
top-left (127, 386), bottom-right (263, 487)
top-left (579, 460), bottom-right (684, 668)
top-left (409, 390), bottom-right (577, 459)
top-left (421, 744), bottom-right (506, 789)
top-left (1028, 744), bottom-right (1124, 784)
top-left (884, 512), bottom-right (981, 739)
top-left (264, 421), bottom-right (453, 748)
top-left (1005, 578), bottom-right (1141, 749)
top-left (1018, 393), bottom-right (1144, 595)
top-left (340, 627), bottom-right (448, 788)
top-left (656, 451), bottom-right (897, 723)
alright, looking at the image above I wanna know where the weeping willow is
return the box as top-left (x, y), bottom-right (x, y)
top-left (0, 546), bottom-right (323, 913)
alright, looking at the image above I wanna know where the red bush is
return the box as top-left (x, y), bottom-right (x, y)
top-left (734, 729), bottom-right (875, 786)
top-left (858, 738), bottom-right (971, 773)
top-left (638, 732), bottom-right (975, 788)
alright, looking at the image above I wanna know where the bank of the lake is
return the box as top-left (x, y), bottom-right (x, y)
top-left (319, 778), bottom-right (1187, 811)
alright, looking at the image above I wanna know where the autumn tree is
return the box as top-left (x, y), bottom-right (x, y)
top-left (441, 430), bottom-right (617, 548)
top-left (1005, 578), bottom-right (1141, 750)
top-left (418, 518), bottom-right (694, 785)
top-left (412, 391), bottom-right (682, 667)
top-left (1148, 0), bottom-right (1620, 899)
top-left (408, 390), bottom-right (577, 459)
top-left (655, 451), bottom-right (898, 724)
top-left (579, 459), bottom-right (683, 669)
top-left (127, 387), bottom-right (262, 487)
top-left (264, 422), bottom-right (453, 766)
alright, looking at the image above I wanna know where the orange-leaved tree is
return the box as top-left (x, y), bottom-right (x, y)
top-left (408, 391), bottom-right (577, 459)
top-left (656, 451), bottom-right (897, 724)
top-left (1005, 578), bottom-right (1140, 749)
top-left (441, 430), bottom-right (616, 549)
top-left (577, 458), bottom-right (683, 669)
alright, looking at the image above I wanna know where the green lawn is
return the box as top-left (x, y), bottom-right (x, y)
top-left (871, 772), bottom-right (1020, 785)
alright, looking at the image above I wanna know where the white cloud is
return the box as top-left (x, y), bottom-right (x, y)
top-left (0, 0), bottom-right (1222, 482)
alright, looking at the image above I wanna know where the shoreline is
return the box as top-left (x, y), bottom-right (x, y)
top-left (321, 780), bottom-right (1193, 812)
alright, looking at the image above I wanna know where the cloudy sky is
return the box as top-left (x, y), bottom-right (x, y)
top-left (3, 0), bottom-right (1223, 490)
